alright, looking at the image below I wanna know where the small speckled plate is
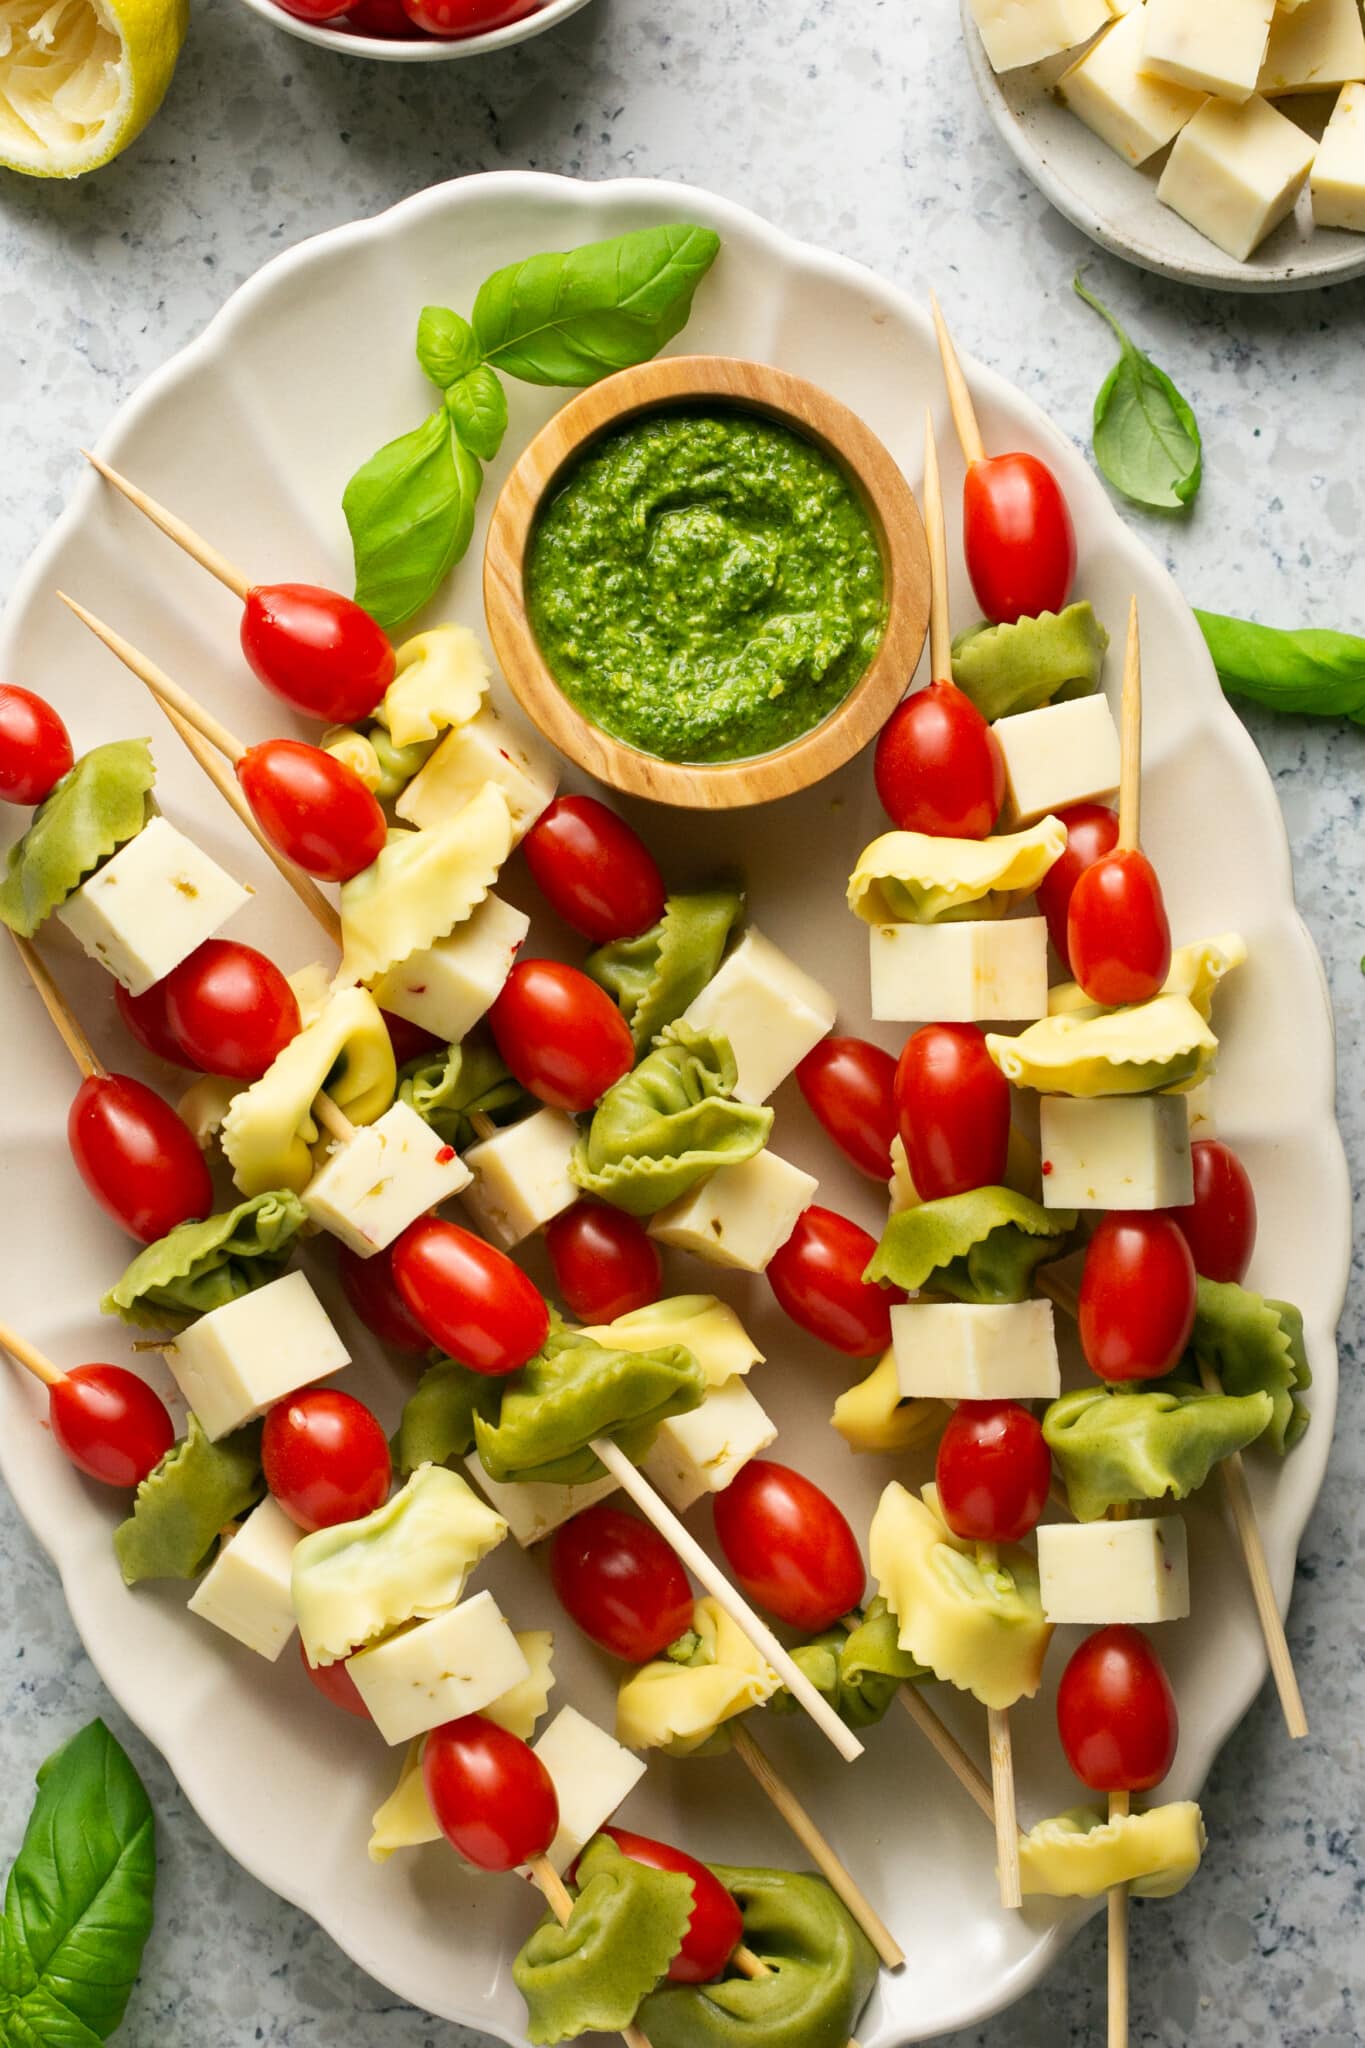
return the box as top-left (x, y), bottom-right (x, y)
top-left (961, 3), bottom-right (1365, 293)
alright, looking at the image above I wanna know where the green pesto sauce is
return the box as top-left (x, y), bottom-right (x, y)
top-left (527, 410), bottom-right (887, 764)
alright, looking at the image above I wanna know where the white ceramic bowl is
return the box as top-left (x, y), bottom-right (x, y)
top-left (237, 0), bottom-right (593, 64)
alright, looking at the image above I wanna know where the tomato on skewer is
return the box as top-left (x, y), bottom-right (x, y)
top-left (391, 1217), bottom-right (550, 1375)
top-left (299, 1637), bottom-right (371, 1718)
top-left (1166, 1139), bottom-right (1257, 1285)
top-left (115, 977), bottom-right (194, 1067)
top-left (596, 1828), bottom-right (744, 1983)
top-left (545, 1200), bottom-right (662, 1324)
top-left (423, 1715), bottom-right (559, 1872)
top-left (262, 1389), bottom-right (392, 1532)
top-left (336, 1240), bottom-right (433, 1356)
top-left (963, 452), bottom-right (1076, 627)
top-left (894, 1022), bottom-right (1010, 1201)
top-left (713, 1460), bottom-right (865, 1633)
top-left (237, 739), bottom-right (387, 884)
top-left (935, 1401), bottom-right (1051, 1545)
top-left (795, 1036), bottom-right (898, 1182)
top-left (0, 685), bottom-right (73, 805)
top-left (522, 795), bottom-right (666, 944)
top-left (489, 959), bottom-right (635, 1114)
top-left (1057, 1625), bottom-right (1178, 1793)
top-left (160, 940), bottom-right (301, 1081)
top-left (49, 1365), bottom-right (175, 1488)
top-left (767, 1206), bottom-right (901, 1357)
top-left (1035, 802), bottom-right (1120, 960)
top-left (240, 585), bottom-right (394, 724)
top-left (1066, 845), bottom-right (1171, 1008)
top-left (551, 1504), bottom-right (694, 1663)
top-left (68, 1073), bottom-right (213, 1242)
top-left (1078, 1211), bottom-right (1196, 1383)
top-left (873, 680), bottom-right (1004, 839)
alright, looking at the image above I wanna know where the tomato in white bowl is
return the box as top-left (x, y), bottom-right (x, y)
top-left (237, 0), bottom-right (592, 63)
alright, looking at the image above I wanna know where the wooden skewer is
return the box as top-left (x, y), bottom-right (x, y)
top-left (59, 591), bottom-right (246, 765)
top-left (82, 450), bottom-right (253, 602)
top-left (922, 408), bottom-right (952, 683)
top-left (528, 1856), bottom-right (653, 2048)
top-left (6, 930), bottom-right (105, 1080)
top-left (0, 1320), bottom-right (66, 1388)
top-left (1117, 597), bottom-right (1142, 852)
top-left (976, 1541), bottom-right (1022, 1910)
top-left (1107, 1789), bottom-right (1129, 2048)
top-left (892, 1681), bottom-right (995, 1823)
top-left (929, 293), bottom-right (986, 467)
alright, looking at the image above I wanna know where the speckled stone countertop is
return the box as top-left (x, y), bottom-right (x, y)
top-left (1, 2), bottom-right (1362, 2043)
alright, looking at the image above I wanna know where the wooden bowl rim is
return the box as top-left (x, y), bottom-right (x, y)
top-left (482, 354), bottom-right (930, 810)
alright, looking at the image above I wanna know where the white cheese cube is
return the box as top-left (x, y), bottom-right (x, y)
top-left (531, 1707), bottom-right (647, 1875)
top-left (968, 0), bottom-right (1113, 72)
top-left (464, 1455), bottom-right (620, 1547)
top-left (1312, 82), bottom-right (1365, 230)
top-left (55, 815), bottom-right (250, 996)
top-left (679, 929), bottom-right (837, 1106)
top-left (1157, 95), bottom-right (1315, 260)
top-left (1258, 0), bottom-right (1365, 93)
top-left (640, 1378), bottom-right (778, 1513)
top-left (347, 1589), bottom-right (531, 1746)
top-left (395, 705), bottom-right (557, 843)
top-left (892, 1300), bottom-right (1061, 1402)
top-left (1059, 10), bottom-right (1207, 165)
top-left (370, 895), bottom-right (528, 1046)
top-left (1039, 1095), bottom-right (1193, 1211)
top-left (1141, 0), bottom-right (1274, 100)
top-left (167, 1271), bottom-right (350, 1441)
top-left (459, 1108), bottom-right (580, 1248)
top-left (998, 697), bottom-right (1121, 827)
top-left (187, 1495), bottom-right (301, 1660)
top-left (649, 1151), bottom-right (818, 1274)
top-left (303, 1101), bottom-right (472, 1256)
top-left (869, 918), bottom-right (1050, 1024)
top-left (1037, 1517), bottom-right (1190, 1625)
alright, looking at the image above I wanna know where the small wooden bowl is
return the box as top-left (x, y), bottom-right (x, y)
top-left (483, 355), bottom-right (930, 810)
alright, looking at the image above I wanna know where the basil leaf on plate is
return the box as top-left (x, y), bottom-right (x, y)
top-left (1196, 609), bottom-right (1365, 724)
top-left (471, 223), bottom-right (721, 387)
top-left (1074, 275), bottom-right (1201, 511)
top-left (415, 305), bottom-right (479, 389)
top-left (445, 363), bottom-right (509, 461)
top-left (1, 1721), bottom-right (156, 2043)
top-left (343, 410), bottom-right (482, 634)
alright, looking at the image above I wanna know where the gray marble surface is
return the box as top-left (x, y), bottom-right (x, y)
top-left (1, 1), bottom-right (1362, 2043)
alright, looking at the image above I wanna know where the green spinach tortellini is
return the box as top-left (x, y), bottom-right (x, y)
top-left (1044, 1383), bottom-right (1273, 1521)
top-left (865, 1186), bottom-right (1076, 1304)
top-left (514, 1835), bottom-right (694, 2044)
top-left (397, 1036), bottom-right (528, 1150)
top-left (473, 1325), bottom-right (706, 1487)
top-left (587, 888), bottom-right (745, 1050)
top-left (1182, 1277), bottom-right (1311, 1454)
top-left (950, 602), bottom-right (1109, 720)
top-left (394, 1354), bottom-right (501, 1474)
top-left (572, 1025), bottom-right (772, 1217)
top-left (0, 738), bottom-right (155, 936)
top-left (101, 1190), bottom-right (308, 1330)
top-left (770, 1596), bottom-right (928, 1729)
top-left (114, 1415), bottom-right (264, 1586)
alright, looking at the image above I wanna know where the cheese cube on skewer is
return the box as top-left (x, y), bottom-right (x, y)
top-left (1037, 1518), bottom-right (1190, 1624)
top-left (640, 1378), bottom-right (778, 1513)
top-left (892, 1301), bottom-right (1062, 1402)
top-left (1141, 0), bottom-right (1275, 101)
top-left (1039, 1095), bottom-right (1193, 1210)
top-left (967, 0), bottom-right (1114, 73)
top-left (459, 1108), bottom-right (580, 1248)
top-left (347, 1589), bottom-right (531, 1746)
top-left (649, 1152), bottom-right (819, 1274)
top-left (997, 697), bottom-right (1121, 827)
top-left (303, 1101), bottom-right (473, 1256)
top-left (869, 918), bottom-right (1050, 1024)
top-left (531, 1707), bottom-right (648, 1875)
top-left (187, 1496), bottom-right (301, 1660)
top-left (1258, 0), bottom-right (1365, 95)
top-left (1312, 82), bottom-right (1365, 231)
top-left (678, 929), bottom-right (837, 1105)
top-left (463, 1457), bottom-right (620, 1547)
top-left (1157, 96), bottom-right (1315, 262)
top-left (55, 815), bottom-right (251, 996)
top-left (370, 895), bottom-right (528, 1046)
top-left (167, 1271), bottom-right (350, 1440)
top-left (396, 706), bottom-right (557, 842)
top-left (1058, 10), bottom-right (1207, 167)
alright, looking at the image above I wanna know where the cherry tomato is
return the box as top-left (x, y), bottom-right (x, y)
top-left (551, 1503), bottom-right (694, 1663)
top-left (276, 0), bottom-right (354, 17)
top-left (381, 1009), bottom-right (444, 1068)
top-left (545, 1201), bottom-right (662, 1324)
top-left (337, 1240), bottom-right (433, 1356)
top-left (299, 1637), bottom-right (371, 1718)
top-left (68, 1073), bottom-right (212, 1242)
top-left (1035, 802), bottom-right (1119, 959)
top-left (1078, 1211), bottom-right (1196, 1382)
top-left (1057, 1625), bottom-right (1178, 1793)
top-left (1066, 848), bottom-right (1172, 1008)
top-left (713, 1461), bottom-right (866, 1632)
top-left (599, 1829), bottom-right (742, 1983)
top-left (795, 1037), bottom-right (898, 1182)
top-left (522, 796), bottom-right (666, 944)
top-left (344, 0), bottom-right (423, 30)
top-left (935, 1401), bottom-right (1052, 1544)
top-left (48, 1364), bottom-right (174, 1488)
top-left (160, 940), bottom-right (300, 1082)
top-left (895, 1023), bottom-right (1010, 1201)
top-left (237, 739), bottom-right (387, 884)
top-left (115, 977), bottom-right (193, 1068)
top-left (423, 1714), bottom-right (559, 1872)
top-left (963, 452), bottom-right (1076, 627)
top-left (767, 1206), bottom-right (901, 1357)
top-left (0, 685), bottom-right (73, 805)
top-left (488, 959), bottom-right (635, 1114)
top-left (400, 0), bottom-right (537, 33)
top-left (1167, 1139), bottom-right (1257, 1285)
top-left (240, 584), bottom-right (394, 723)
top-left (873, 681), bottom-right (1004, 839)
top-left (392, 1217), bottom-right (550, 1375)
top-left (262, 1389), bottom-right (392, 1531)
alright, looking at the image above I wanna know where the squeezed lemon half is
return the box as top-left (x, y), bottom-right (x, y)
top-left (0, 0), bottom-right (187, 178)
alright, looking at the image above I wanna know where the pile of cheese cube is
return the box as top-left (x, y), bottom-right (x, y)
top-left (970, 0), bottom-right (1365, 261)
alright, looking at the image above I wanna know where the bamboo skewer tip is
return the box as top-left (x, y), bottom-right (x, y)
top-left (0, 1321), bottom-right (66, 1389)
top-left (79, 451), bottom-right (252, 602)
top-left (7, 930), bottom-right (104, 1081)
top-left (928, 292), bottom-right (986, 468)
top-left (1117, 595), bottom-right (1142, 853)
top-left (921, 408), bottom-right (951, 685)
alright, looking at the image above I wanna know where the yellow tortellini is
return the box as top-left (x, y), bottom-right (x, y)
top-left (382, 624), bottom-right (490, 748)
top-left (847, 816), bottom-right (1065, 926)
top-left (986, 993), bottom-right (1216, 1099)
top-left (615, 1598), bottom-right (780, 1757)
top-left (321, 726), bottom-right (384, 791)
top-left (1049, 932), bottom-right (1247, 1026)
top-left (338, 782), bottom-right (514, 987)
top-left (832, 1350), bottom-right (948, 1457)
top-left (1017, 1802), bottom-right (1206, 1900)
top-left (221, 984), bottom-right (396, 1196)
top-left (581, 1296), bottom-right (764, 1390)
top-left (869, 1482), bottom-right (1052, 1710)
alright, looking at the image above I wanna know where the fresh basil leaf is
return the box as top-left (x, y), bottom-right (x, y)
top-left (343, 410), bottom-right (482, 635)
top-left (1, 1721), bottom-right (155, 2043)
top-left (471, 223), bottom-right (721, 387)
top-left (1074, 275), bottom-right (1201, 511)
top-left (415, 305), bottom-right (478, 390)
top-left (1195, 609), bottom-right (1365, 725)
top-left (445, 364), bottom-right (509, 461)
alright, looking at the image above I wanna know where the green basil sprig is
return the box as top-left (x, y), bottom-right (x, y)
top-left (1, 1721), bottom-right (156, 2043)
top-left (1196, 610), bottom-right (1365, 725)
top-left (1073, 275), bottom-right (1201, 511)
top-left (343, 224), bottom-right (721, 634)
